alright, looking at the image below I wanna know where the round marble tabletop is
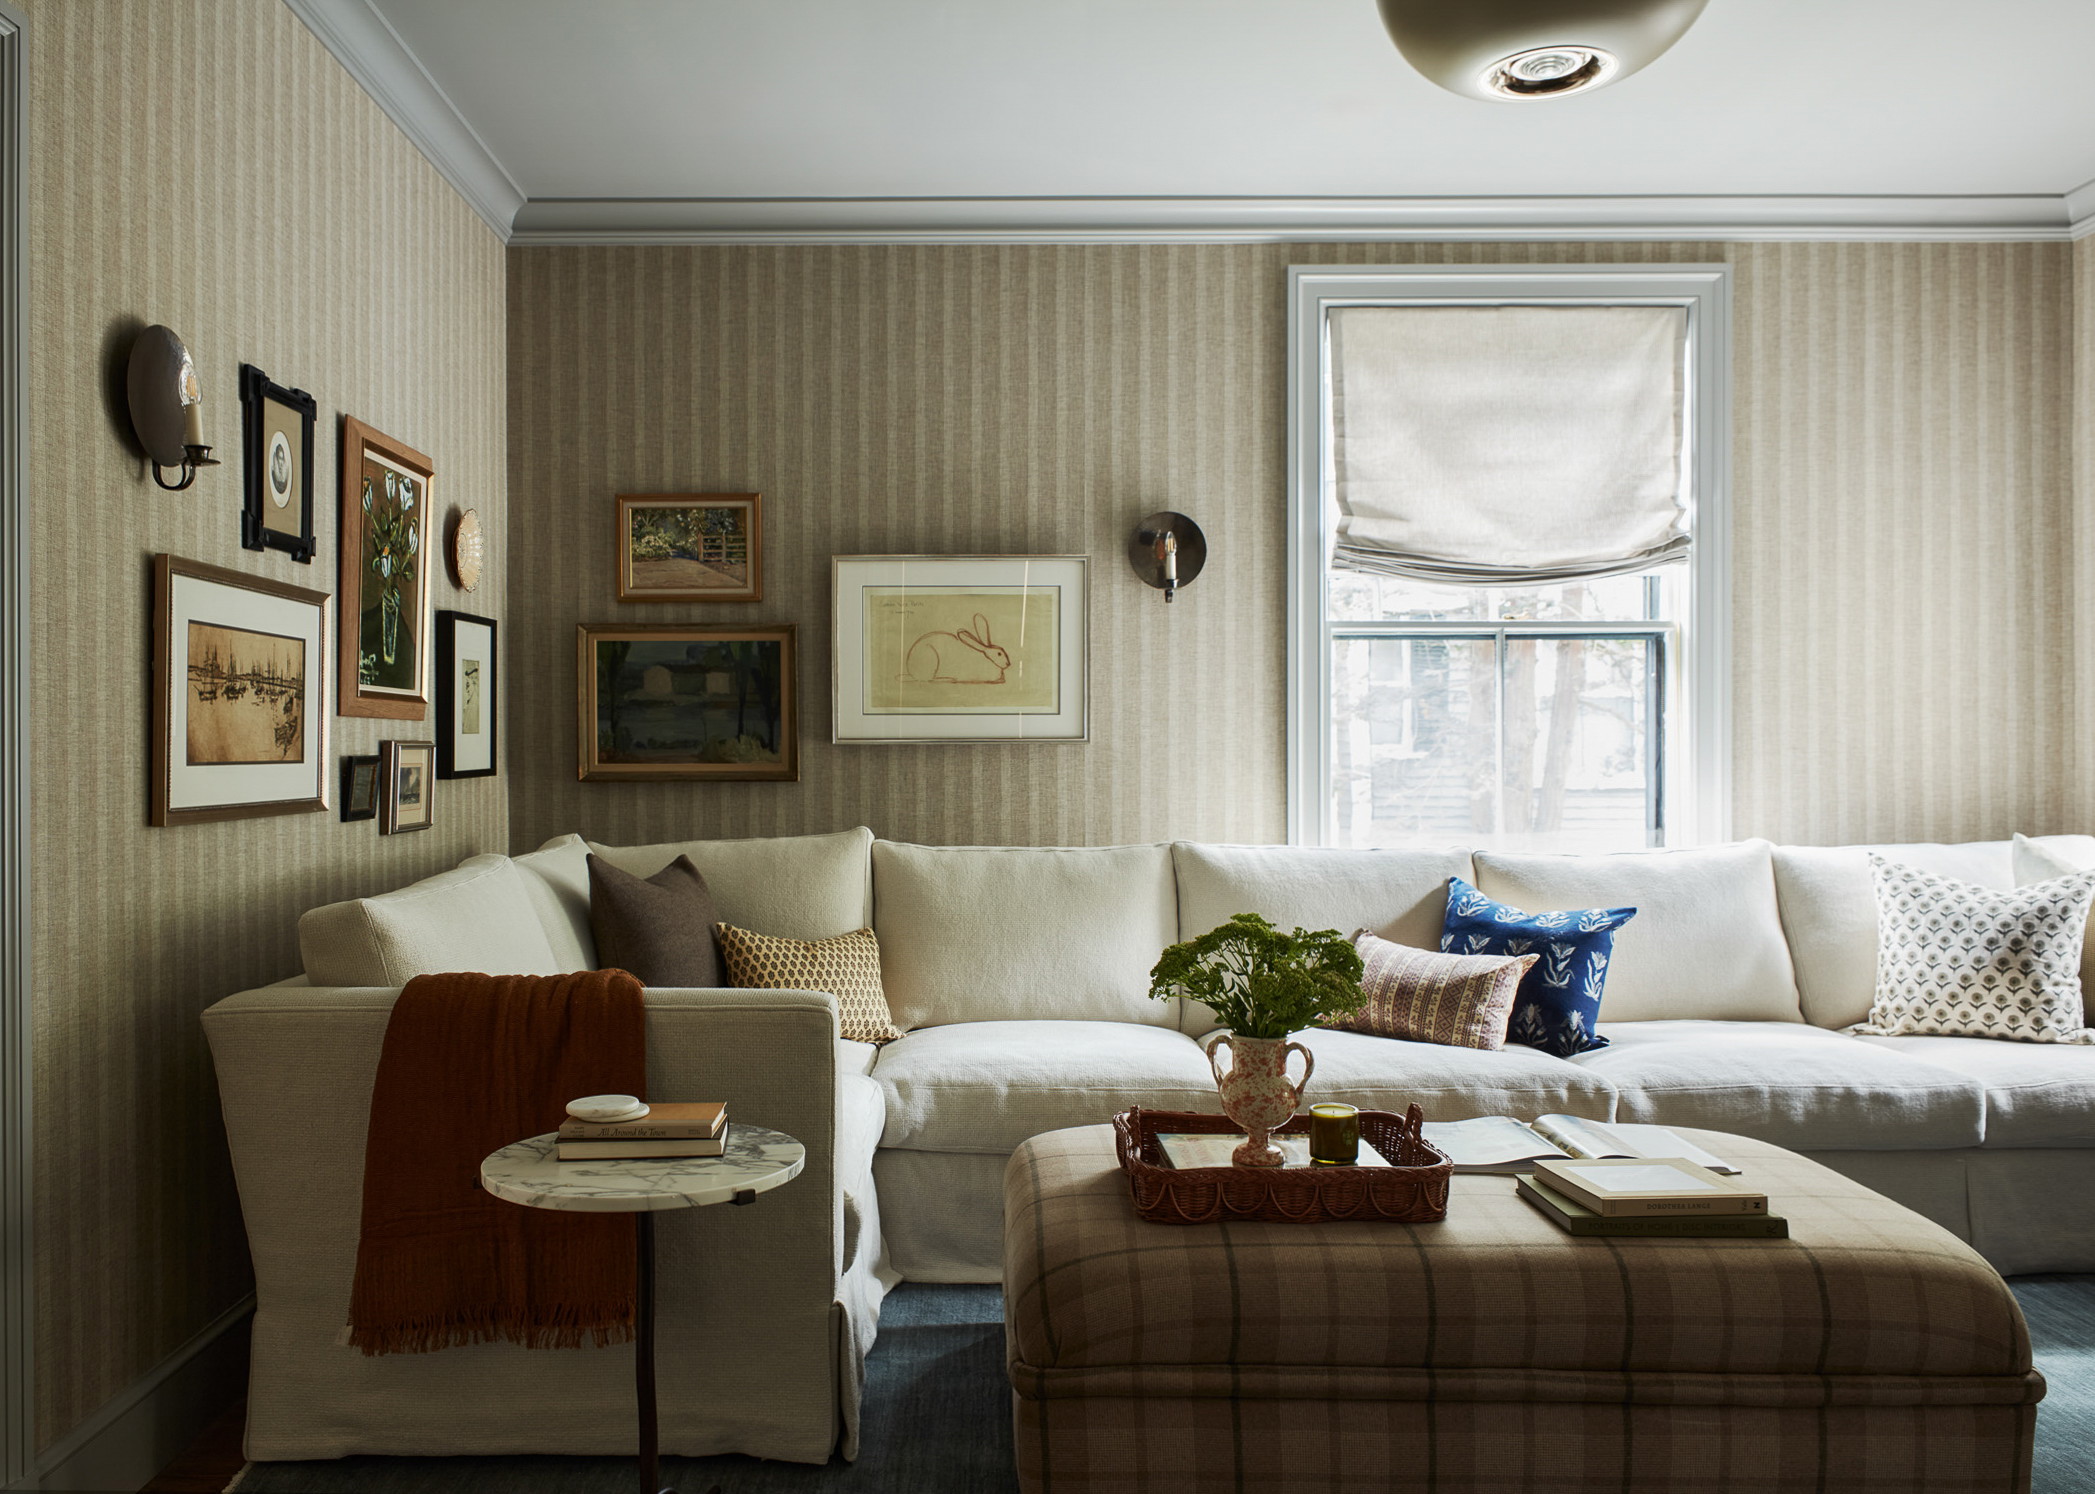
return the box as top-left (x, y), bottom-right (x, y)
top-left (480, 1124), bottom-right (804, 1214)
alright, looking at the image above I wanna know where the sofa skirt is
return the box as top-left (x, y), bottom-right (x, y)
top-left (873, 1148), bottom-right (1009, 1282)
top-left (1805, 1147), bottom-right (2095, 1275)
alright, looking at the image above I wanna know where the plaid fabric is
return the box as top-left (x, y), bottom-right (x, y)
top-left (1004, 1125), bottom-right (2040, 1494)
top-left (1325, 931), bottom-right (1535, 1049)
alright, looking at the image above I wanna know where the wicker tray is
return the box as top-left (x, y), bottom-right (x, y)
top-left (1113, 1105), bottom-right (1452, 1225)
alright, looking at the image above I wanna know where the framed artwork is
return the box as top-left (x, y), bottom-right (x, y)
top-left (577, 623), bottom-right (798, 781)
top-left (437, 609), bottom-right (498, 779)
top-left (616, 493), bottom-right (762, 603)
top-left (337, 415), bottom-right (434, 720)
top-left (150, 554), bottom-right (330, 826)
top-left (832, 555), bottom-right (1088, 744)
top-left (340, 755), bottom-right (380, 821)
top-left (239, 365), bottom-right (317, 562)
top-left (379, 739), bottom-right (434, 834)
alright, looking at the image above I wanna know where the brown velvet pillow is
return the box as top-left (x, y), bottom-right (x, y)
top-left (586, 854), bottom-right (722, 987)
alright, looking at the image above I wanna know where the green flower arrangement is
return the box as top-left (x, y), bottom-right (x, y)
top-left (1148, 913), bottom-right (1367, 1040)
top-left (363, 473), bottom-right (420, 603)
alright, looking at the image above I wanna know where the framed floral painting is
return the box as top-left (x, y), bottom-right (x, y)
top-left (337, 416), bottom-right (433, 719)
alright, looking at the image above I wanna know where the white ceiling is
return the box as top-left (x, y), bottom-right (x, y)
top-left (302, 0), bottom-right (2095, 240)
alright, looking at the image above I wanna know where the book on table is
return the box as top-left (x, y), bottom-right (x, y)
top-left (1530, 1157), bottom-right (1769, 1217)
top-left (555, 1123), bottom-right (731, 1161)
top-left (1156, 1132), bottom-right (1394, 1170)
top-left (1422, 1113), bottom-right (1741, 1176)
top-left (557, 1101), bottom-right (726, 1142)
top-left (1516, 1175), bottom-right (1790, 1238)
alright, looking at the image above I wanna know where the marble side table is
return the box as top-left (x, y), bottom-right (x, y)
top-left (480, 1124), bottom-right (805, 1494)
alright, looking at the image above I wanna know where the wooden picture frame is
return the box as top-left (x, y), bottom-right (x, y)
top-left (239, 364), bottom-right (317, 562)
top-left (616, 493), bottom-right (762, 603)
top-left (379, 739), bottom-right (434, 834)
top-left (436, 609), bottom-right (498, 779)
top-left (150, 554), bottom-right (330, 826)
top-left (577, 623), bottom-right (798, 782)
top-left (337, 415), bottom-right (434, 719)
top-left (339, 754), bottom-right (380, 821)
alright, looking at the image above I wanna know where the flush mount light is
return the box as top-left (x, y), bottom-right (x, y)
top-left (1375, 0), bottom-right (1709, 102)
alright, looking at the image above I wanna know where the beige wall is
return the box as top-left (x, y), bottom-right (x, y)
top-left (507, 240), bottom-right (2078, 854)
top-left (24, 0), bottom-right (507, 1450)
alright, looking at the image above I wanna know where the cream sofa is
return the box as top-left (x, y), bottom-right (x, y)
top-left (204, 826), bottom-right (2095, 1463)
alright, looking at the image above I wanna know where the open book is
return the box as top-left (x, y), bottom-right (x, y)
top-left (1422, 1114), bottom-right (1740, 1176)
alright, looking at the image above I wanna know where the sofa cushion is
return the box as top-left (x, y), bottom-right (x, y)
top-left (589, 826), bottom-right (873, 941)
top-left (872, 1019), bottom-right (1220, 1152)
top-left (1572, 1020), bottom-right (1985, 1152)
top-left (587, 854), bottom-right (722, 987)
top-left (1281, 1026), bottom-right (1616, 1121)
top-left (1325, 933), bottom-right (1531, 1051)
top-left (2014, 833), bottom-right (2095, 1021)
top-left (298, 855), bottom-right (563, 987)
top-left (1852, 1034), bottom-right (2095, 1148)
top-left (873, 842), bottom-right (1177, 1030)
top-left (1442, 875), bottom-right (1632, 1057)
top-left (1474, 840), bottom-right (1801, 1025)
top-left (513, 834), bottom-right (596, 972)
top-left (716, 924), bottom-right (902, 1045)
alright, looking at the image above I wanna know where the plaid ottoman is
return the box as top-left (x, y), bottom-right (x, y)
top-left (1004, 1124), bottom-right (2041, 1494)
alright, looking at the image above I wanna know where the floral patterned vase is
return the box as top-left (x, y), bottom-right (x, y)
top-left (1203, 1033), bottom-right (1316, 1167)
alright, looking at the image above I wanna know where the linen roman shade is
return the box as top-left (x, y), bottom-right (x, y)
top-left (1328, 304), bottom-right (1689, 583)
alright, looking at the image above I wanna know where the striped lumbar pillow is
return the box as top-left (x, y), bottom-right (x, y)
top-left (1323, 930), bottom-right (1536, 1050)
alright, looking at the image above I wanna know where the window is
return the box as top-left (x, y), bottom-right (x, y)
top-left (1287, 266), bottom-right (1731, 851)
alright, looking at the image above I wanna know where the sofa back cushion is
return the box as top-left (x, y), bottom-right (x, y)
top-left (1171, 842), bottom-right (1474, 1034)
top-left (873, 841), bottom-right (1177, 1029)
top-left (512, 833), bottom-right (596, 971)
top-left (299, 854), bottom-right (564, 987)
top-left (1473, 840), bottom-right (1802, 1024)
top-left (588, 826), bottom-right (873, 942)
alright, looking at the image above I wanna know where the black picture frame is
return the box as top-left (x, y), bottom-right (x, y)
top-left (339, 754), bottom-right (380, 821)
top-left (436, 609), bottom-right (498, 779)
top-left (239, 364), bottom-right (318, 562)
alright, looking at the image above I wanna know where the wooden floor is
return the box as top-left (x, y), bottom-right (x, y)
top-left (139, 1400), bottom-right (246, 1494)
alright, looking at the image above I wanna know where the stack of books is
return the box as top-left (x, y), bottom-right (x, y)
top-left (555, 1101), bottom-right (728, 1161)
top-left (1518, 1156), bottom-right (1787, 1238)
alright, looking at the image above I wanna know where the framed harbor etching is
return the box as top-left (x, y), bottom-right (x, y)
top-left (151, 554), bottom-right (330, 826)
top-left (379, 739), bottom-right (434, 834)
top-left (436, 609), bottom-right (497, 779)
top-left (831, 555), bottom-right (1089, 743)
top-left (337, 416), bottom-right (433, 720)
top-left (616, 493), bottom-right (763, 603)
top-left (239, 364), bottom-right (317, 562)
top-left (577, 623), bottom-right (798, 781)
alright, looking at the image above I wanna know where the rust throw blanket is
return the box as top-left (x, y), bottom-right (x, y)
top-left (348, 969), bottom-right (646, 1355)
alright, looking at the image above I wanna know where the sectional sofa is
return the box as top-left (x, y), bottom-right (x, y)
top-left (202, 826), bottom-right (2095, 1462)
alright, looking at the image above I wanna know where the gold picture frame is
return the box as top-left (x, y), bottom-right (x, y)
top-left (616, 493), bottom-right (763, 603)
top-left (337, 416), bottom-right (434, 719)
top-left (578, 623), bottom-right (798, 781)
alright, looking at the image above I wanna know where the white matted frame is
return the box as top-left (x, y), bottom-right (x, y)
top-left (1284, 264), bottom-right (1732, 849)
top-left (833, 555), bottom-right (1089, 743)
top-left (0, 5), bottom-right (26, 1481)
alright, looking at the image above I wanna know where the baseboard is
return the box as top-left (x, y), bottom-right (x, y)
top-left (9, 1296), bottom-right (252, 1493)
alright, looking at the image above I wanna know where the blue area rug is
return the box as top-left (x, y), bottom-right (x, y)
top-left (232, 1278), bottom-right (2095, 1493)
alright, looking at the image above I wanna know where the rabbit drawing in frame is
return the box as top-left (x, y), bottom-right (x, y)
top-left (904, 612), bottom-right (1011, 684)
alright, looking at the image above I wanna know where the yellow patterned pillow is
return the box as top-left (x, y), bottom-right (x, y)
top-left (714, 924), bottom-right (903, 1045)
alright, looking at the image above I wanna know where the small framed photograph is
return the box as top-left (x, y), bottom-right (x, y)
top-left (379, 740), bottom-right (434, 834)
top-left (616, 493), bottom-right (762, 603)
top-left (832, 555), bottom-right (1088, 743)
top-left (151, 555), bottom-right (330, 826)
top-left (338, 416), bottom-right (434, 720)
top-left (340, 755), bottom-right (380, 821)
top-left (239, 365), bottom-right (317, 562)
top-left (436, 609), bottom-right (497, 779)
top-left (577, 623), bottom-right (797, 781)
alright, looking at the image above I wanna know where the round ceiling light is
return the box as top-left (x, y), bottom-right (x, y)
top-left (1375, 0), bottom-right (1709, 103)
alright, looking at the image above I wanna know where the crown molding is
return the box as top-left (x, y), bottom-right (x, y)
top-left (507, 193), bottom-right (2082, 246)
top-left (2066, 176), bottom-right (2095, 240)
top-left (282, 0), bottom-right (523, 240)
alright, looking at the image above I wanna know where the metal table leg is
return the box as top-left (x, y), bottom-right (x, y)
top-left (636, 1211), bottom-right (672, 1494)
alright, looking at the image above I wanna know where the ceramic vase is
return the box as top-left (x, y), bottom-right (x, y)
top-left (1203, 1033), bottom-right (1316, 1167)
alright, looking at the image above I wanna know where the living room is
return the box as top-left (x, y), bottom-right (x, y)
top-left (3, 1), bottom-right (2093, 1491)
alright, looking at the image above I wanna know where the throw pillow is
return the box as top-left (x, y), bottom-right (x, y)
top-left (1324, 931), bottom-right (1536, 1051)
top-left (2014, 832), bottom-right (2095, 1023)
top-left (586, 853), bottom-right (722, 987)
top-left (715, 923), bottom-right (904, 1045)
top-left (1852, 854), bottom-right (2095, 1044)
top-left (1439, 875), bottom-right (1636, 1058)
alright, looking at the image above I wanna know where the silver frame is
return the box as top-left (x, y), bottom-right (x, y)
top-left (831, 554), bottom-right (1091, 745)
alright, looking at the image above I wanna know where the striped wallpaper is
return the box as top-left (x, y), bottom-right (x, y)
top-left (23, 0), bottom-right (507, 1449)
top-left (2078, 237), bottom-right (2095, 821)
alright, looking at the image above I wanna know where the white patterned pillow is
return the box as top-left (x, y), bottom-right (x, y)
top-left (1851, 854), bottom-right (2095, 1044)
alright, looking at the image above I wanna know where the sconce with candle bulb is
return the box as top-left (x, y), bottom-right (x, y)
top-left (126, 324), bottom-right (221, 490)
top-left (1128, 511), bottom-right (1206, 604)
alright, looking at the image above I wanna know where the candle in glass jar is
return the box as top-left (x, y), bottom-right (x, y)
top-left (1309, 1103), bottom-right (1360, 1166)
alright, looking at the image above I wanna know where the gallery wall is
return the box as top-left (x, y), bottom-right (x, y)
top-left (22, 0), bottom-right (507, 1451)
top-left (506, 239), bottom-right (2079, 854)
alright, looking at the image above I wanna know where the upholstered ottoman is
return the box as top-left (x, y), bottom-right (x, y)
top-left (1004, 1125), bottom-right (2042, 1494)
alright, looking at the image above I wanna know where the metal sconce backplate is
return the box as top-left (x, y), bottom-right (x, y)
top-left (1129, 511), bottom-right (1207, 601)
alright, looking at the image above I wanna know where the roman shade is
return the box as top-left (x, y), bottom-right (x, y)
top-left (1328, 304), bottom-right (1689, 583)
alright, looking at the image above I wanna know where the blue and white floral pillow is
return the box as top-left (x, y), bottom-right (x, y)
top-left (1439, 876), bottom-right (1637, 1058)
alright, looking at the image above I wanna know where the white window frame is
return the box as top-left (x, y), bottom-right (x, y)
top-left (1285, 264), bottom-right (1733, 849)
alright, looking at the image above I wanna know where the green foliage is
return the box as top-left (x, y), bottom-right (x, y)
top-left (1149, 913), bottom-right (1366, 1040)
top-left (362, 474), bottom-right (419, 602)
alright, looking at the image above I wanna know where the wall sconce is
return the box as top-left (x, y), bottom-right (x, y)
top-left (1128, 511), bottom-right (1206, 604)
top-left (126, 324), bottom-right (221, 490)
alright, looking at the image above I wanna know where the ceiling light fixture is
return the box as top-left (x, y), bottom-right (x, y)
top-left (1375, 0), bottom-right (1710, 103)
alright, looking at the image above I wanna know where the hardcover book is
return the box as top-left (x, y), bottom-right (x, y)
top-left (557, 1101), bottom-right (726, 1141)
top-left (555, 1122), bottom-right (730, 1161)
top-left (1532, 1157), bottom-right (1769, 1217)
top-left (1423, 1114), bottom-right (1739, 1175)
top-left (1517, 1176), bottom-right (1789, 1238)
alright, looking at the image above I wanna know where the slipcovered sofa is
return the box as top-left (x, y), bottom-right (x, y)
top-left (204, 826), bottom-right (2095, 1463)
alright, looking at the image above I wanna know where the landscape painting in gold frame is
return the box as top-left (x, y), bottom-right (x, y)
top-left (616, 493), bottom-right (762, 603)
top-left (578, 623), bottom-right (798, 781)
